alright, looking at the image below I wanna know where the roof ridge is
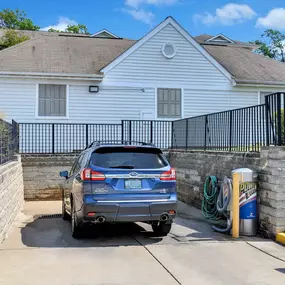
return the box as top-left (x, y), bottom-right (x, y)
top-left (0, 34), bottom-right (43, 55)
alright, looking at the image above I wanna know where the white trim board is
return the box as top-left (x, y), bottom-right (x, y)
top-left (91, 29), bottom-right (119, 39)
top-left (101, 17), bottom-right (234, 83)
top-left (206, 34), bottom-right (235, 44)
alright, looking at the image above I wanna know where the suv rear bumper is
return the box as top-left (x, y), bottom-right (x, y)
top-left (77, 199), bottom-right (177, 223)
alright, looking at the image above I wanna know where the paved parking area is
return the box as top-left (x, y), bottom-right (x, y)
top-left (0, 202), bottom-right (285, 285)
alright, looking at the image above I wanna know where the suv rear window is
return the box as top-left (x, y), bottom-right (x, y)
top-left (91, 147), bottom-right (168, 169)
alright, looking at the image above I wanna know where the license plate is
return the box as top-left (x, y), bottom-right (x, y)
top-left (125, 179), bottom-right (142, 189)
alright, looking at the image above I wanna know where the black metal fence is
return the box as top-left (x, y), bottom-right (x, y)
top-left (122, 120), bottom-right (172, 149)
top-left (172, 104), bottom-right (267, 152)
top-left (0, 119), bottom-right (19, 164)
top-left (19, 120), bottom-right (172, 153)
top-left (265, 92), bottom-right (285, 146)
top-left (19, 123), bottom-right (122, 153)
top-left (16, 92), bottom-right (285, 154)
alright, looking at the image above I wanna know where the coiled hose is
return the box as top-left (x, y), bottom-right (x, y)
top-left (212, 177), bottom-right (233, 233)
top-left (202, 176), bottom-right (220, 220)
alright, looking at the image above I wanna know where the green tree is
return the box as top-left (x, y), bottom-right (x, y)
top-left (47, 27), bottom-right (61, 33)
top-left (66, 24), bottom-right (89, 34)
top-left (0, 30), bottom-right (29, 50)
top-left (48, 24), bottom-right (89, 34)
top-left (253, 29), bottom-right (285, 62)
top-left (0, 8), bottom-right (39, 30)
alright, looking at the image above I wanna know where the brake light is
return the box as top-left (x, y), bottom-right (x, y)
top-left (160, 168), bottom-right (176, 181)
top-left (81, 168), bottom-right (105, 181)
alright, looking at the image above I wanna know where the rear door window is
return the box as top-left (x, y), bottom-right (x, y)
top-left (91, 147), bottom-right (168, 169)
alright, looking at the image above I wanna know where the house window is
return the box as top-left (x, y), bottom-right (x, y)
top-left (38, 84), bottom-right (67, 117)
top-left (157, 88), bottom-right (181, 118)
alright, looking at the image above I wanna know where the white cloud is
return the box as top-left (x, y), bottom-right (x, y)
top-left (256, 8), bottom-right (285, 30)
top-left (194, 3), bottom-right (256, 26)
top-left (124, 8), bottom-right (155, 25)
top-left (123, 0), bottom-right (177, 25)
top-left (125, 0), bottom-right (177, 9)
top-left (41, 17), bottom-right (77, 31)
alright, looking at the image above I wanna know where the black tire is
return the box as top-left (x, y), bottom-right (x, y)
top-left (71, 202), bottom-right (82, 238)
top-left (62, 196), bottom-right (70, 221)
top-left (152, 222), bottom-right (172, 237)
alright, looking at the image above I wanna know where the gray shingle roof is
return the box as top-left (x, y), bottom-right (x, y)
top-left (0, 35), bottom-right (136, 75)
top-left (0, 31), bottom-right (285, 85)
top-left (203, 45), bottom-right (285, 84)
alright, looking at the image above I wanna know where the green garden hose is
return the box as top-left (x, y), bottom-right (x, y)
top-left (202, 176), bottom-right (220, 220)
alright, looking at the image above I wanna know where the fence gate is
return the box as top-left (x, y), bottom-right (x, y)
top-left (122, 120), bottom-right (172, 149)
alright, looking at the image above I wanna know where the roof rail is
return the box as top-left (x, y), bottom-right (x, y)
top-left (85, 140), bottom-right (156, 149)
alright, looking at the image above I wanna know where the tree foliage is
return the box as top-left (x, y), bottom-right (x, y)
top-left (254, 29), bottom-right (285, 62)
top-left (0, 8), bottom-right (39, 30)
top-left (0, 29), bottom-right (30, 51)
top-left (48, 24), bottom-right (89, 34)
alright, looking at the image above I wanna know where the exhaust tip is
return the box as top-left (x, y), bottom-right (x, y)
top-left (95, 216), bottom-right (106, 224)
top-left (160, 214), bottom-right (169, 222)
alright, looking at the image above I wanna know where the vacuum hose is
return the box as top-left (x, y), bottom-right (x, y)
top-left (201, 176), bottom-right (219, 220)
top-left (212, 176), bottom-right (233, 233)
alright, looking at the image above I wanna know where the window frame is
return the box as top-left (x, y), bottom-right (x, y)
top-left (259, 91), bottom-right (274, 105)
top-left (156, 88), bottom-right (182, 119)
top-left (35, 84), bottom-right (69, 119)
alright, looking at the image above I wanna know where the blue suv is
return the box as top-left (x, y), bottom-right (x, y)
top-left (60, 141), bottom-right (177, 238)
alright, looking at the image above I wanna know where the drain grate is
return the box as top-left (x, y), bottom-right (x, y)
top-left (38, 214), bottom-right (62, 219)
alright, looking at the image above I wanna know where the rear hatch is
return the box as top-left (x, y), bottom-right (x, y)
top-left (83, 146), bottom-right (176, 202)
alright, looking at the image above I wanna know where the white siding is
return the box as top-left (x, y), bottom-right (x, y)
top-left (69, 85), bottom-right (155, 123)
top-left (184, 89), bottom-right (258, 117)
top-left (0, 78), bottom-right (156, 124)
top-left (0, 81), bottom-right (36, 122)
top-left (104, 24), bottom-right (231, 89)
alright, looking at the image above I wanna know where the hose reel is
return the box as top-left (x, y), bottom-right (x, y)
top-left (202, 176), bottom-right (233, 233)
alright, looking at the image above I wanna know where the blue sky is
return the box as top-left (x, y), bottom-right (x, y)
top-left (1, 1), bottom-right (285, 41)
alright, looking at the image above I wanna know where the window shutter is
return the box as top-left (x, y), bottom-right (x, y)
top-left (38, 84), bottom-right (67, 117)
top-left (157, 88), bottom-right (181, 118)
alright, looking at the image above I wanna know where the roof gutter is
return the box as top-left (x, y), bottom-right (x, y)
top-left (234, 79), bottom-right (285, 88)
top-left (0, 71), bottom-right (104, 81)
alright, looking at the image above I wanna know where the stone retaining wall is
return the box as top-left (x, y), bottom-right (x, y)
top-left (21, 154), bottom-right (77, 200)
top-left (169, 147), bottom-right (285, 237)
top-left (259, 147), bottom-right (285, 237)
top-left (168, 150), bottom-right (261, 208)
top-left (0, 157), bottom-right (24, 243)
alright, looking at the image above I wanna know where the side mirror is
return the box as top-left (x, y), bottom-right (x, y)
top-left (60, 170), bottom-right (69, 179)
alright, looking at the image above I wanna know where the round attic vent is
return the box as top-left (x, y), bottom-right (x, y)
top-left (162, 43), bottom-right (176, 59)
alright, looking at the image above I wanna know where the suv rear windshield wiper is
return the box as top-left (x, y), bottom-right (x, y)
top-left (109, 165), bottom-right (135, 169)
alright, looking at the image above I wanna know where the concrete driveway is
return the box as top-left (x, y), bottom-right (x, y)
top-left (0, 202), bottom-right (285, 285)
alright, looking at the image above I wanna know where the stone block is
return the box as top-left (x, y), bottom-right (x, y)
top-left (0, 158), bottom-right (24, 243)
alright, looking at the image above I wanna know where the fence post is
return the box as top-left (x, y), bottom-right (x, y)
top-left (121, 121), bottom-right (124, 143)
top-left (265, 96), bottom-right (270, 146)
top-left (12, 120), bottom-right (19, 153)
top-left (229, 111), bottom-right (233, 152)
top-left (85, 124), bottom-right (89, 148)
top-left (204, 115), bottom-right (208, 151)
top-left (171, 121), bottom-right (174, 149)
top-left (129, 121), bottom-right (132, 142)
top-left (150, 121), bottom-right (153, 143)
top-left (185, 119), bottom-right (188, 150)
top-left (277, 93), bottom-right (282, 146)
top-left (52, 124), bottom-right (55, 154)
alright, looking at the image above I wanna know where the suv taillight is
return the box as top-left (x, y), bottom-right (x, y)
top-left (160, 168), bottom-right (176, 181)
top-left (81, 168), bottom-right (105, 181)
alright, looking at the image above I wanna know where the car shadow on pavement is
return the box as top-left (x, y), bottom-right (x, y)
top-left (275, 268), bottom-right (285, 275)
top-left (20, 216), bottom-right (163, 248)
top-left (173, 215), bottom-right (272, 243)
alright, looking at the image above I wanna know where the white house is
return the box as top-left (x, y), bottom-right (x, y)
top-left (0, 16), bottom-right (285, 125)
